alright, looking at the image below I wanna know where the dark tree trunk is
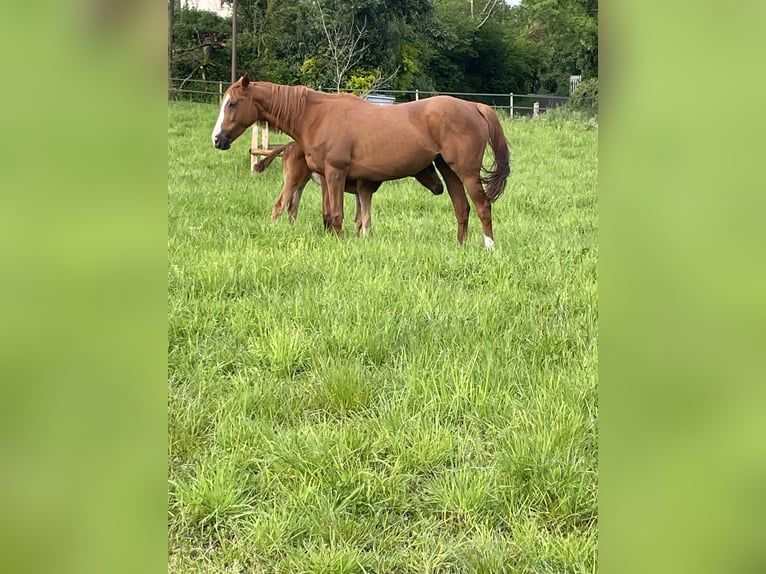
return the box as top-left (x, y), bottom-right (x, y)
top-left (231, 0), bottom-right (238, 83)
top-left (168, 0), bottom-right (175, 96)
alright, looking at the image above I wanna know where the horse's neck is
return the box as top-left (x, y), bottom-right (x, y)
top-left (253, 84), bottom-right (307, 140)
top-left (254, 106), bottom-right (288, 136)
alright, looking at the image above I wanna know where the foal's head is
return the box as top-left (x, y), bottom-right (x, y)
top-left (211, 74), bottom-right (260, 150)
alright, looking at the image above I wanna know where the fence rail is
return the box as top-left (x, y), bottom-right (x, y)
top-left (169, 77), bottom-right (569, 117)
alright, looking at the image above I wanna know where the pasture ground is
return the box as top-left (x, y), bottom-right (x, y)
top-left (168, 101), bottom-right (598, 573)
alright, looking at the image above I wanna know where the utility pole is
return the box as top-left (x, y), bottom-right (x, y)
top-left (231, 0), bottom-right (238, 83)
top-left (168, 0), bottom-right (175, 96)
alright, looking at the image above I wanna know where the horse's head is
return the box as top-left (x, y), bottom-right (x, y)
top-left (212, 74), bottom-right (259, 150)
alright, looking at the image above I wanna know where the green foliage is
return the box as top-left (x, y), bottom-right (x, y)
top-left (299, 57), bottom-right (326, 89)
top-left (568, 77), bottom-right (599, 112)
top-left (424, 0), bottom-right (536, 94)
top-left (171, 7), bottom-right (230, 82)
top-left (513, 0), bottom-right (598, 95)
top-left (393, 43), bottom-right (421, 91)
top-left (345, 68), bottom-right (380, 93)
top-left (252, 56), bottom-right (294, 85)
top-left (170, 1), bottom-right (597, 97)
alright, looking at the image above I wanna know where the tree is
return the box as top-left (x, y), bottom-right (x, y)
top-left (171, 8), bottom-right (230, 86)
top-left (226, 0), bottom-right (323, 84)
top-left (304, 0), bottom-right (434, 93)
top-left (315, 0), bottom-right (369, 91)
top-left (513, 0), bottom-right (598, 94)
top-left (468, 0), bottom-right (502, 28)
top-left (167, 0), bottom-right (596, 99)
top-left (426, 0), bottom-right (534, 95)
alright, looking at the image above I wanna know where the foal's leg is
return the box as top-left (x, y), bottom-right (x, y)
top-left (272, 146), bottom-right (307, 222)
top-left (286, 182), bottom-right (308, 223)
top-left (355, 181), bottom-right (380, 237)
top-left (272, 182), bottom-right (294, 221)
top-left (282, 149), bottom-right (312, 223)
top-left (354, 193), bottom-right (362, 235)
top-left (434, 157), bottom-right (470, 244)
top-left (274, 180), bottom-right (308, 223)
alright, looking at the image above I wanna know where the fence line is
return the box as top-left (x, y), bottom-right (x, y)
top-left (169, 77), bottom-right (570, 117)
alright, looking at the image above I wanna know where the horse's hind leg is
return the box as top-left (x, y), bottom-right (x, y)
top-left (272, 182), bottom-right (293, 221)
top-left (434, 157), bottom-right (470, 244)
top-left (460, 173), bottom-right (495, 251)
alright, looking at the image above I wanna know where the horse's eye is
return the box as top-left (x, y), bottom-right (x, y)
top-left (229, 101), bottom-right (238, 109)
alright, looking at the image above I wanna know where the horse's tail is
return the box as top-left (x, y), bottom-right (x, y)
top-left (251, 143), bottom-right (289, 173)
top-left (476, 103), bottom-right (510, 203)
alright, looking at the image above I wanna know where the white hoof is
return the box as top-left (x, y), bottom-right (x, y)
top-left (484, 235), bottom-right (496, 251)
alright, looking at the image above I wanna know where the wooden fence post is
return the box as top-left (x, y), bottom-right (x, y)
top-left (509, 93), bottom-right (514, 118)
top-left (250, 124), bottom-right (259, 171)
top-left (250, 121), bottom-right (271, 171)
top-left (533, 101), bottom-right (540, 117)
top-left (415, 89), bottom-right (419, 101)
top-left (218, 81), bottom-right (223, 104)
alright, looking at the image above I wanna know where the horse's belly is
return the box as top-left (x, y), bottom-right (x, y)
top-left (348, 147), bottom-right (435, 180)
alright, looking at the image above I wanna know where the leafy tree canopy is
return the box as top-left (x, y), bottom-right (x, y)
top-left (171, 0), bottom-right (597, 98)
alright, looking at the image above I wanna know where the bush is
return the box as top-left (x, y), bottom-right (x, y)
top-left (540, 105), bottom-right (598, 129)
top-left (345, 69), bottom-right (381, 95)
top-left (567, 77), bottom-right (598, 113)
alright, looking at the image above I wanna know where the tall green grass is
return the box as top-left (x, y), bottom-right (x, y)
top-left (168, 101), bottom-right (597, 573)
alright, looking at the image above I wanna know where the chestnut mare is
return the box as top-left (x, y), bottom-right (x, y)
top-left (253, 141), bottom-right (443, 235)
top-left (212, 75), bottom-right (510, 250)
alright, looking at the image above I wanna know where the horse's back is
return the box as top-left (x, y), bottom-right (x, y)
top-left (303, 92), bottom-right (492, 178)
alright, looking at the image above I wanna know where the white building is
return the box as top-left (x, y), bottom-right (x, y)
top-left (182, 0), bottom-right (232, 19)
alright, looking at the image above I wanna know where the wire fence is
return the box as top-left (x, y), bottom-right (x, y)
top-left (169, 77), bottom-right (570, 117)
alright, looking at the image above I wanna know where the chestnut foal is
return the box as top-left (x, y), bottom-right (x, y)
top-left (253, 141), bottom-right (444, 236)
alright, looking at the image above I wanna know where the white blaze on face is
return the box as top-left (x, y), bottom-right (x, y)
top-left (211, 94), bottom-right (231, 144)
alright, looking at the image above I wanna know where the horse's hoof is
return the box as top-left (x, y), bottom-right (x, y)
top-left (484, 235), bottom-right (496, 251)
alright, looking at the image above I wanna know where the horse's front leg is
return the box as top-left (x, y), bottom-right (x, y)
top-left (316, 174), bottom-right (331, 230)
top-left (324, 167), bottom-right (348, 235)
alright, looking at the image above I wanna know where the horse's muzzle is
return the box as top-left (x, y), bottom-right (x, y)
top-left (213, 134), bottom-right (231, 150)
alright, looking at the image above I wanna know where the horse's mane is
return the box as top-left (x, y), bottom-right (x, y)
top-left (268, 83), bottom-right (307, 135)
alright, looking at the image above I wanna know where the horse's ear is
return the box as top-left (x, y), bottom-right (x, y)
top-left (241, 73), bottom-right (251, 88)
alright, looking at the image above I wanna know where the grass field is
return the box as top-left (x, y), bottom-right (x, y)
top-left (168, 100), bottom-right (598, 573)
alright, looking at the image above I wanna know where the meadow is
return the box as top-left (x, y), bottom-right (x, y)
top-left (168, 100), bottom-right (598, 573)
